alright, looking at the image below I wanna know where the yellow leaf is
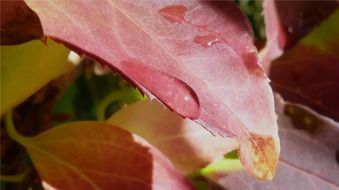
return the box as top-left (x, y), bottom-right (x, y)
top-left (1, 40), bottom-right (70, 114)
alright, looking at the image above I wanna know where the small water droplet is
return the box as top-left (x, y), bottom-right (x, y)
top-left (243, 52), bottom-right (265, 77)
top-left (287, 27), bottom-right (294, 33)
top-left (121, 60), bottom-right (200, 119)
top-left (194, 34), bottom-right (220, 48)
top-left (253, 67), bottom-right (265, 77)
top-left (158, 5), bottom-right (187, 24)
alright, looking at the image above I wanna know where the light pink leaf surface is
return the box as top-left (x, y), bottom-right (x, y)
top-left (108, 100), bottom-right (238, 174)
top-left (25, 0), bottom-right (279, 179)
top-left (217, 103), bottom-right (339, 190)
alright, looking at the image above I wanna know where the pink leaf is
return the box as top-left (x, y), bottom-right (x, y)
top-left (25, 0), bottom-right (279, 179)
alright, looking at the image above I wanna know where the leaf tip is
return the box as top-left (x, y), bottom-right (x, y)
top-left (239, 133), bottom-right (280, 180)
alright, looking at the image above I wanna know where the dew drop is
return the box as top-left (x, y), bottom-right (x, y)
top-left (287, 26), bottom-right (294, 33)
top-left (243, 52), bottom-right (265, 77)
top-left (194, 34), bottom-right (220, 48)
top-left (158, 5), bottom-right (187, 24)
top-left (121, 60), bottom-right (200, 119)
top-left (253, 67), bottom-right (265, 77)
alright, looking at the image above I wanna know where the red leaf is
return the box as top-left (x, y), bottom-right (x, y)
top-left (25, 0), bottom-right (279, 179)
top-left (265, 0), bottom-right (337, 50)
top-left (270, 11), bottom-right (339, 121)
top-left (0, 0), bottom-right (43, 45)
top-left (24, 122), bottom-right (195, 189)
top-left (261, 0), bottom-right (338, 70)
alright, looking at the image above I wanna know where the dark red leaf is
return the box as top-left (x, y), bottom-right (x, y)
top-left (270, 11), bottom-right (339, 121)
top-left (0, 0), bottom-right (43, 45)
top-left (264, 0), bottom-right (338, 51)
top-left (261, 1), bottom-right (338, 71)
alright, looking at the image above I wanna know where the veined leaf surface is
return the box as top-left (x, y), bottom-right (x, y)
top-left (23, 122), bottom-right (194, 190)
top-left (25, 0), bottom-right (279, 179)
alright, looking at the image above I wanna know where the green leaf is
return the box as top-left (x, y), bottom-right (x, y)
top-left (302, 10), bottom-right (339, 50)
top-left (1, 40), bottom-right (70, 114)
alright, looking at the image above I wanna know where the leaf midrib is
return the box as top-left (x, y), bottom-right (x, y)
top-left (25, 139), bottom-right (164, 190)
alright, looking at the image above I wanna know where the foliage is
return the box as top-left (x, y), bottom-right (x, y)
top-left (1, 40), bottom-right (70, 115)
top-left (1, 0), bottom-right (338, 190)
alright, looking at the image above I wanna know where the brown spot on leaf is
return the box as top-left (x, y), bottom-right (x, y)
top-left (239, 133), bottom-right (279, 180)
top-left (249, 134), bottom-right (279, 180)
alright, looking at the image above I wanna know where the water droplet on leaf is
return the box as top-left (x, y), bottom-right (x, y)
top-left (158, 5), bottom-right (187, 24)
top-left (194, 34), bottom-right (220, 48)
top-left (287, 27), bottom-right (294, 33)
top-left (243, 52), bottom-right (265, 77)
top-left (121, 60), bottom-right (200, 119)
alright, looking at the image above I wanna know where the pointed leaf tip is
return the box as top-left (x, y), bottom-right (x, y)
top-left (24, 0), bottom-right (280, 179)
top-left (239, 133), bottom-right (280, 180)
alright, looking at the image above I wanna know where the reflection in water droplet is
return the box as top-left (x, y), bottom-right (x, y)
top-left (158, 5), bottom-right (187, 24)
top-left (194, 34), bottom-right (220, 48)
top-left (254, 68), bottom-right (265, 77)
top-left (243, 52), bottom-right (265, 77)
top-left (121, 60), bottom-right (200, 119)
top-left (287, 27), bottom-right (294, 33)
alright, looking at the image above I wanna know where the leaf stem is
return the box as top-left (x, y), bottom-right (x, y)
top-left (189, 158), bottom-right (243, 179)
top-left (0, 169), bottom-right (29, 183)
top-left (96, 88), bottom-right (144, 121)
top-left (199, 158), bottom-right (243, 176)
top-left (5, 110), bottom-right (30, 145)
